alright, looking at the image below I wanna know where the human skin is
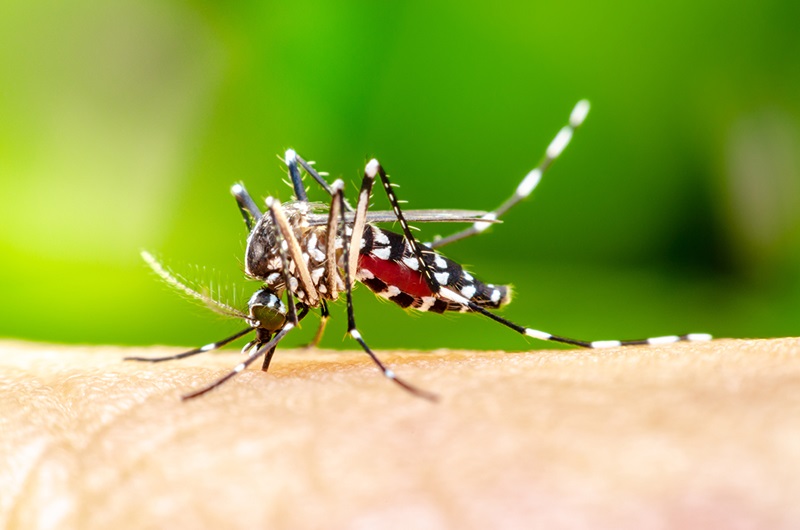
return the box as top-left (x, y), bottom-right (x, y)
top-left (2, 338), bottom-right (800, 529)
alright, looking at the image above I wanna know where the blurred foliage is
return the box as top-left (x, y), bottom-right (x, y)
top-left (1, 0), bottom-right (799, 352)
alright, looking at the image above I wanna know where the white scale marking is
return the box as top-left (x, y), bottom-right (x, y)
top-left (373, 228), bottom-right (390, 245)
top-left (373, 247), bottom-right (391, 260)
top-left (547, 127), bottom-right (573, 159)
top-left (434, 256), bottom-right (447, 269)
top-left (357, 268), bottom-right (375, 280)
top-left (516, 168), bottom-right (542, 198)
top-left (379, 285), bottom-right (401, 299)
top-left (439, 287), bottom-right (469, 305)
top-left (647, 335), bottom-right (679, 345)
top-left (490, 289), bottom-right (501, 303)
top-left (310, 247), bottom-right (326, 262)
top-left (402, 257), bottom-right (419, 270)
top-left (461, 285), bottom-right (477, 299)
top-left (418, 296), bottom-right (436, 311)
top-left (365, 159), bottom-right (379, 179)
top-left (570, 100), bottom-right (591, 127)
top-left (525, 329), bottom-right (552, 340)
top-left (687, 333), bottom-right (712, 341)
top-left (311, 267), bottom-right (325, 284)
top-left (473, 212), bottom-right (496, 233)
top-left (591, 340), bottom-right (622, 349)
top-left (434, 272), bottom-right (450, 285)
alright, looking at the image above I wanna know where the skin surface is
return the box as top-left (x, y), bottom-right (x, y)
top-left (2, 338), bottom-right (800, 529)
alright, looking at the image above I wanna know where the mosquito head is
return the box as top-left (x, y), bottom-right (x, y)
top-left (247, 288), bottom-right (287, 333)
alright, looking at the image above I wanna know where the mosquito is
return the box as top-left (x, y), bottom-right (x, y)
top-left (127, 100), bottom-right (712, 400)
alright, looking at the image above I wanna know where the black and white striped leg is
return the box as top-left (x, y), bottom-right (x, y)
top-left (124, 326), bottom-right (256, 363)
top-left (284, 149), bottom-right (354, 211)
top-left (231, 183), bottom-right (263, 232)
top-left (258, 305), bottom-right (309, 370)
top-left (181, 206), bottom-right (305, 399)
top-left (365, 159), bottom-right (442, 294)
top-left (436, 285), bottom-right (712, 348)
top-left (181, 324), bottom-right (296, 400)
top-left (335, 179), bottom-right (438, 401)
top-left (430, 100), bottom-right (591, 249)
top-left (362, 160), bottom-right (714, 350)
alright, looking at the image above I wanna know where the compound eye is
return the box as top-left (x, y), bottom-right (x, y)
top-left (248, 288), bottom-right (287, 332)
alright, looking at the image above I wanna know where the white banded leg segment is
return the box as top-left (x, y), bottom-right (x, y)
top-left (570, 99), bottom-right (591, 127)
top-left (370, 159), bottom-right (442, 293)
top-left (645, 335), bottom-right (680, 346)
top-left (588, 333), bottom-right (713, 349)
top-left (473, 213), bottom-right (497, 234)
top-left (124, 326), bottom-right (256, 363)
top-left (335, 179), bottom-right (437, 402)
top-left (451, 298), bottom-right (713, 350)
top-left (429, 99), bottom-right (592, 250)
top-left (347, 324), bottom-right (437, 401)
top-left (590, 340), bottom-right (622, 349)
top-left (181, 323), bottom-right (296, 400)
top-left (515, 169), bottom-right (542, 199)
top-left (525, 328), bottom-right (553, 341)
top-left (546, 127), bottom-right (573, 159)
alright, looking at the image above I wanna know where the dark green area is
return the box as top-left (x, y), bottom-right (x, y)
top-left (1, 1), bottom-right (799, 351)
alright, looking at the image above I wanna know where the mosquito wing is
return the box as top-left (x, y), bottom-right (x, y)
top-left (141, 251), bottom-right (249, 320)
top-left (305, 209), bottom-right (503, 226)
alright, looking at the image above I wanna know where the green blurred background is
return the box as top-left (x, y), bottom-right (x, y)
top-left (1, 0), bottom-right (799, 352)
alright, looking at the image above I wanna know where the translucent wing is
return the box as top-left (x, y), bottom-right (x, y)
top-left (141, 251), bottom-right (249, 320)
top-left (305, 209), bottom-right (503, 226)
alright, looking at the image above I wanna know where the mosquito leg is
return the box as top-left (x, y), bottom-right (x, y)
top-left (180, 209), bottom-right (303, 398)
top-left (284, 149), bottom-right (354, 211)
top-left (365, 159), bottom-right (442, 294)
top-left (336, 172), bottom-right (438, 401)
top-left (302, 300), bottom-right (329, 349)
top-left (124, 326), bottom-right (256, 363)
top-left (265, 196), bottom-right (320, 307)
top-left (435, 286), bottom-right (712, 348)
top-left (364, 159), bottom-right (714, 349)
top-left (430, 100), bottom-right (591, 249)
top-left (285, 148), bottom-right (309, 202)
top-left (260, 305), bottom-right (309, 370)
top-left (181, 323), bottom-right (296, 400)
top-left (231, 183), bottom-right (262, 232)
top-left (324, 180), bottom-right (345, 299)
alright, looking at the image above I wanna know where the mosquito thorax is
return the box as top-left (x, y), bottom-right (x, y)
top-left (247, 288), bottom-right (287, 332)
top-left (245, 201), bottom-right (311, 280)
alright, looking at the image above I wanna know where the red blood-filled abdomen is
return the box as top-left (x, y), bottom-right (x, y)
top-left (357, 254), bottom-right (433, 298)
